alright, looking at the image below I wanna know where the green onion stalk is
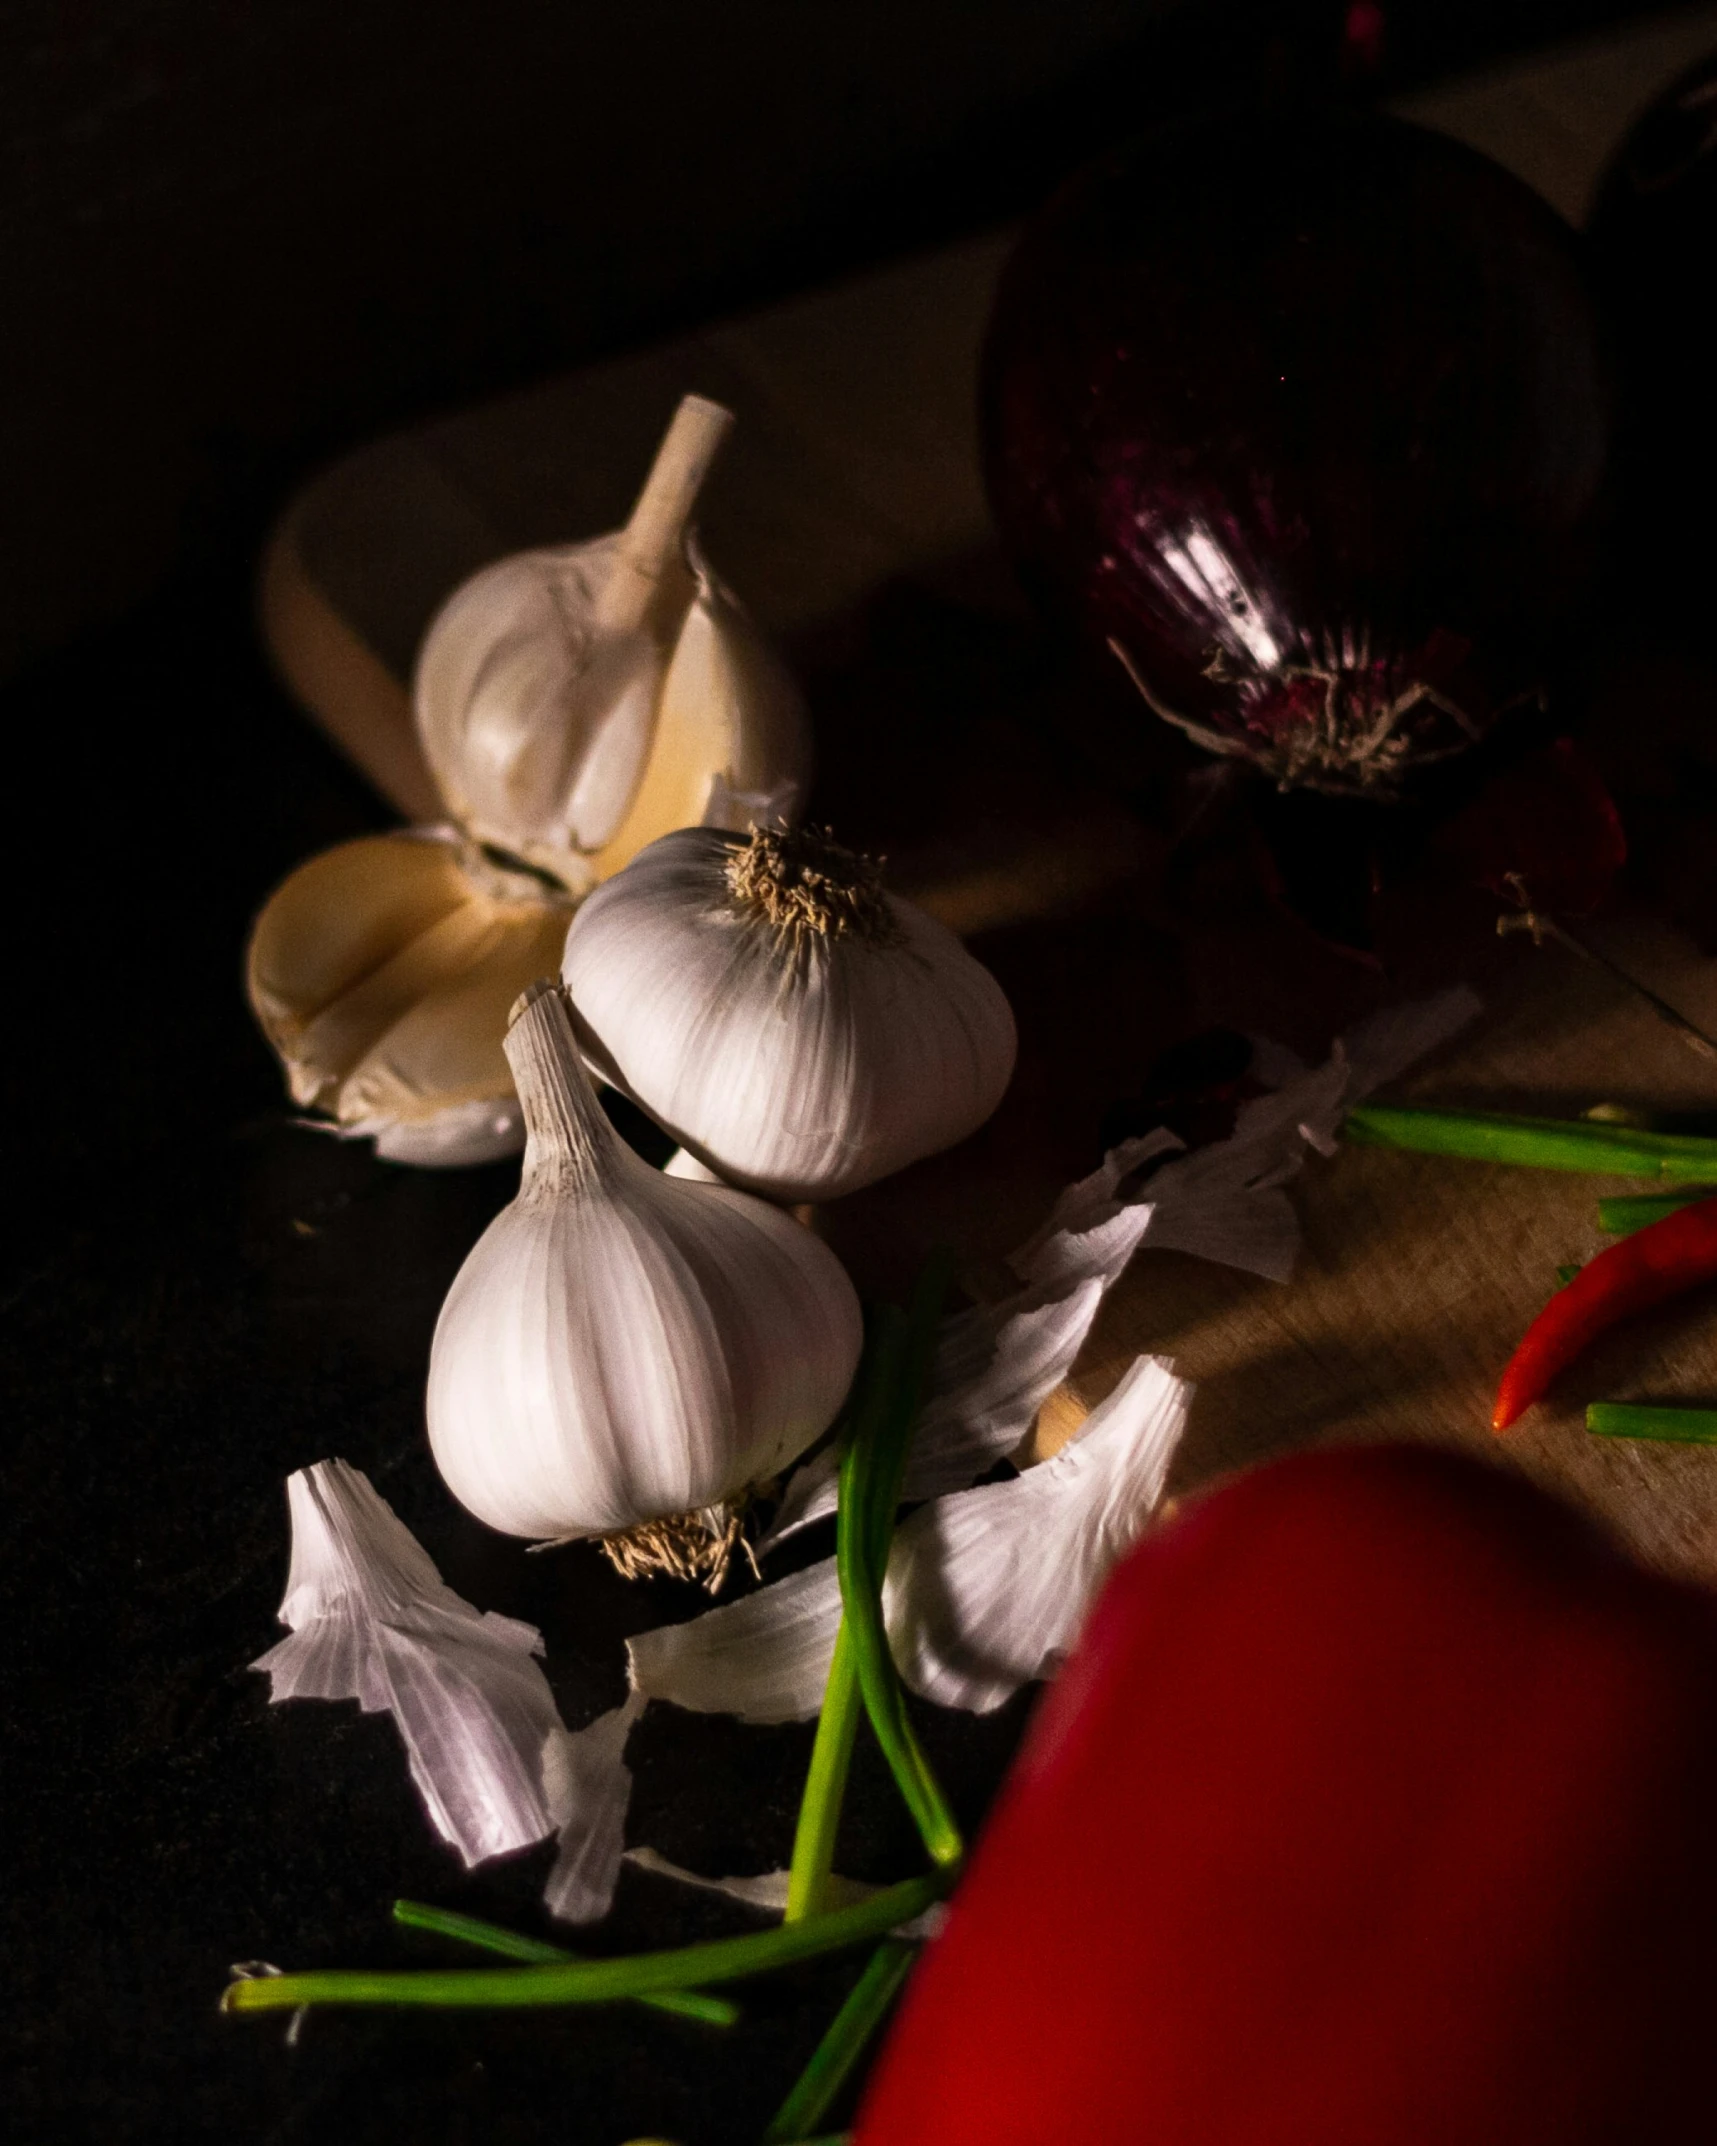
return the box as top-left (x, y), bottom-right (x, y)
top-left (1587, 1402), bottom-right (1717, 1445)
top-left (1346, 1105), bottom-right (1717, 1180)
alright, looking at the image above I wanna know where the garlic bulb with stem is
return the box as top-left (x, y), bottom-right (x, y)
top-left (427, 980), bottom-right (863, 1583)
top-left (248, 396), bottom-right (812, 1166)
top-left (562, 823), bottom-right (1018, 1202)
top-left (414, 395), bottom-right (809, 891)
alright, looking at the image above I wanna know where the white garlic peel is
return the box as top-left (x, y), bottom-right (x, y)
top-left (563, 825), bottom-right (1019, 1202)
top-left (247, 832), bottom-right (573, 1163)
top-left (254, 1458), bottom-right (648, 1923)
top-left (427, 981), bottom-right (863, 1541)
top-left (413, 397), bottom-right (811, 890)
top-left (626, 1353), bottom-right (1192, 1721)
top-left (253, 1458), bottom-right (567, 1865)
top-left (761, 988), bottom-right (1484, 1545)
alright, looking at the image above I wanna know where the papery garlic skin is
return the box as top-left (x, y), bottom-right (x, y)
top-left (427, 982), bottom-right (862, 1542)
top-left (563, 826), bottom-right (1018, 1202)
top-left (254, 1458), bottom-right (565, 1865)
top-left (414, 522), bottom-right (809, 890)
top-left (247, 831), bottom-right (572, 1166)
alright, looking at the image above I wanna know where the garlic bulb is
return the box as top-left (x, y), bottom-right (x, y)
top-left (561, 824), bottom-right (1018, 1201)
top-left (427, 981), bottom-right (863, 1573)
top-left (247, 831), bottom-right (572, 1164)
top-left (414, 396), bottom-right (810, 892)
top-left (248, 397), bottom-right (811, 1167)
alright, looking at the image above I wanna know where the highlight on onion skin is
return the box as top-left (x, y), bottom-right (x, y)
top-left (981, 109), bottom-right (1613, 800)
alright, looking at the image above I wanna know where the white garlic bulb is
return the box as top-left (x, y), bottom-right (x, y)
top-left (414, 396), bottom-right (810, 892)
top-left (562, 824), bottom-right (1018, 1202)
top-left (427, 981), bottom-right (863, 1569)
top-left (248, 397), bottom-right (811, 1168)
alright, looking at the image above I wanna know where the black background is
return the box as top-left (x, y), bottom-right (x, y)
top-left (0, 5), bottom-right (1691, 2139)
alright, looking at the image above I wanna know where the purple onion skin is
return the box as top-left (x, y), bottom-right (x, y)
top-left (982, 111), bottom-right (1612, 798)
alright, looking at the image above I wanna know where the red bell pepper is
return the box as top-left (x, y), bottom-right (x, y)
top-left (854, 1447), bottom-right (1717, 2146)
top-left (1494, 1193), bottom-right (1717, 1429)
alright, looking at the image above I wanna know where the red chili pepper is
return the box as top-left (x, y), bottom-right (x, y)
top-left (853, 1448), bottom-right (1717, 2146)
top-left (1493, 1194), bottom-right (1717, 1430)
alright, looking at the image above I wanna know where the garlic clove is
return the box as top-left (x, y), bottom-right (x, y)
top-left (426, 982), bottom-right (863, 1555)
top-left (589, 545), bottom-right (808, 877)
top-left (247, 831), bottom-right (571, 1150)
top-left (248, 833), bottom-right (474, 1107)
top-left (563, 825), bottom-right (1019, 1202)
top-left (881, 1354), bottom-right (1190, 1713)
top-left (369, 1096), bottom-right (526, 1168)
top-left (413, 397), bottom-right (809, 890)
top-left (626, 1355), bottom-right (1191, 1722)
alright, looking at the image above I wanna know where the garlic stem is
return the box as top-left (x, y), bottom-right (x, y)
top-left (597, 395), bottom-right (734, 636)
top-left (504, 980), bottom-right (613, 1190)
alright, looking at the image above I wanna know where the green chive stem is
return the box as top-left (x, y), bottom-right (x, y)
top-left (835, 1276), bottom-right (965, 1875)
top-left (783, 1314), bottom-right (907, 1925)
top-left (222, 1873), bottom-right (948, 2015)
top-left (1346, 1105), bottom-right (1717, 1180)
top-left (762, 1940), bottom-right (917, 2143)
top-left (388, 1901), bottom-right (737, 2027)
top-left (1597, 1190), bottom-right (1717, 1236)
top-left (784, 1622), bottom-right (863, 1924)
top-left (1587, 1403), bottom-right (1717, 1444)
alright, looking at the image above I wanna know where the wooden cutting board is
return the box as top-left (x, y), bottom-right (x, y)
top-left (257, 8), bottom-right (1717, 1584)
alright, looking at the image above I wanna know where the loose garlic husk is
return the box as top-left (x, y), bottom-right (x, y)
top-left (247, 397), bottom-right (811, 1166)
top-left (426, 981), bottom-right (862, 1582)
top-left (562, 823), bottom-right (1019, 1202)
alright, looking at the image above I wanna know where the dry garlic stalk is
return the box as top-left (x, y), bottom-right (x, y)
top-left (427, 981), bottom-right (862, 1583)
top-left (247, 396), bottom-right (811, 1166)
top-left (563, 823), bottom-right (1019, 1201)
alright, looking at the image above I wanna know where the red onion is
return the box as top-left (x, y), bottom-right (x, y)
top-left (982, 110), bottom-right (1612, 798)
